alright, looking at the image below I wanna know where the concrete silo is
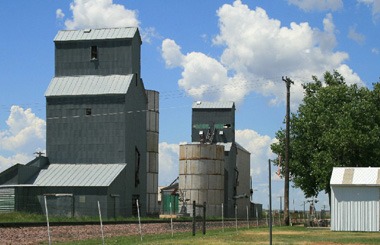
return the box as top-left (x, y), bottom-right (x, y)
top-left (179, 143), bottom-right (224, 217)
top-left (146, 90), bottom-right (159, 215)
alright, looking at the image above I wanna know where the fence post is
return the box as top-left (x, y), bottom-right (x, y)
top-left (136, 199), bottom-right (143, 241)
top-left (192, 200), bottom-right (196, 236)
top-left (247, 205), bottom-right (249, 229)
top-left (97, 201), bottom-right (105, 245)
top-left (44, 195), bottom-right (51, 245)
top-left (222, 203), bottom-right (224, 232)
top-left (235, 204), bottom-right (238, 233)
top-left (170, 202), bottom-right (173, 237)
top-left (203, 202), bottom-right (206, 235)
top-left (256, 209), bottom-right (259, 227)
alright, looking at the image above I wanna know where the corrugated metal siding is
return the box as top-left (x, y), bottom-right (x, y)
top-left (331, 186), bottom-right (380, 231)
top-left (33, 164), bottom-right (126, 187)
top-left (330, 167), bottom-right (380, 232)
top-left (192, 101), bottom-right (234, 109)
top-left (54, 27), bottom-right (138, 41)
top-left (45, 75), bottom-right (133, 96)
top-left (331, 167), bottom-right (380, 185)
top-left (0, 188), bottom-right (15, 213)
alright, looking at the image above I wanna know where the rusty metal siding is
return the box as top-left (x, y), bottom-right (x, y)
top-left (179, 143), bottom-right (225, 217)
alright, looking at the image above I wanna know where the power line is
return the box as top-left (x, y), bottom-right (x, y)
top-left (0, 75), bottom-right (307, 112)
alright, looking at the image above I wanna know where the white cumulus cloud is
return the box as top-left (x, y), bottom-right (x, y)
top-left (56, 9), bottom-right (65, 19)
top-left (288, 0), bottom-right (343, 11)
top-left (159, 142), bottom-right (180, 186)
top-left (64, 0), bottom-right (140, 30)
top-left (161, 39), bottom-right (184, 68)
top-left (162, 1), bottom-right (363, 107)
top-left (0, 153), bottom-right (32, 171)
top-left (358, 0), bottom-right (380, 19)
top-left (348, 25), bottom-right (366, 45)
top-left (0, 106), bottom-right (46, 172)
top-left (236, 129), bottom-right (276, 179)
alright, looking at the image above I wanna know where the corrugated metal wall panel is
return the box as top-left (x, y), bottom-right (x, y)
top-left (331, 186), bottom-right (380, 231)
top-left (0, 188), bottom-right (15, 213)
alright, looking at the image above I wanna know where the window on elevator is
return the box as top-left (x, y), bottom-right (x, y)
top-left (85, 108), bottom-right (92, 116)
top-left (91, 46), bottom-right (98, 60)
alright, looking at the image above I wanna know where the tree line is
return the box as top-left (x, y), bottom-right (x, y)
top-left (271, 71), bottom-right (380, 204)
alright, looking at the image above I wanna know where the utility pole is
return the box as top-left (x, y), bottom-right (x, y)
top-left (282, 76), bottom-right (293, 226)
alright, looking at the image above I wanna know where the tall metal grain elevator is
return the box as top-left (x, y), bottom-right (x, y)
top-left (0, 27), bottom-right (159, 218)
top-left (45, 27), bottom-right (160, 216)
top-left (179, 101), bottom-right (251, 218)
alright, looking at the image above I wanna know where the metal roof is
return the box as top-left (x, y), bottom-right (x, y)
top-left (192, 101), bottom-right (235, 109)
top-left (217, 142), bottom-right (233, 151)
top-left (235, 142), bottom-right (250, 154)
top-left (216, 142), bottom-right (250, 154)
top-left (54, 27), bottom-right (138, 42)
top-left (330, 167), bottom-right (380, 186)
top-left (32, 164), bottom-right (127, 187)
top-left (45, 75), bottom-right (133, 97)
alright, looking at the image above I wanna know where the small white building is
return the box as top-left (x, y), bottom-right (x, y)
top-left (330, 167), bottom-right (380, 232)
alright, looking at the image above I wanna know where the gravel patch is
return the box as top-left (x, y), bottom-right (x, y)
top-left (0, 221), bottom-right (253, 244)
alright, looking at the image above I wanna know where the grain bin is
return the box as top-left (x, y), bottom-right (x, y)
top-left (146, 90), bottom-right (159, 215)
top-left (179, 143), bottom-right (224, 217)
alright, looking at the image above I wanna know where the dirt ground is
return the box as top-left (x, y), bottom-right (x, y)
top-left (0, 223), bottom-right (178, 244)
top-left (0, 221), bottom-right (243, 244)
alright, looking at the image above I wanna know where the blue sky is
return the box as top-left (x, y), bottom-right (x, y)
top-left (1, 0), bottom-right (379, 212)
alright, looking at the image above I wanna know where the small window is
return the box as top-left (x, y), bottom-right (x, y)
top-left (91, 46), bottom-right (98, 60)
top-left (223, 124), bottom-right (231, 128)
top-left (135, 147), bottom-right (141, 187)
top-left (85, 108), bottom-right (92, 116)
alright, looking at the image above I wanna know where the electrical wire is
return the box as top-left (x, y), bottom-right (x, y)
top-left (0, 75), bottom-right (310, 117)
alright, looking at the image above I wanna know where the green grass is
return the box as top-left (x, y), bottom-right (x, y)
top-left (0, 211), bottom-right (47, 222)
top-left (54, 226), bottom-right (380, 245)
top-left (0, 211), bottom-right (227, 223)
top-left (0, 211), bottom-right (174, 223)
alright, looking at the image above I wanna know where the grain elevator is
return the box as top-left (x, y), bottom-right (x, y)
top-left (179, 101), bottom-right (251, 218)
top-left (0, 27), bottom-right (159, 218)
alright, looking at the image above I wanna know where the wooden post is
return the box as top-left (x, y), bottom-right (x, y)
top-left (203, 202), bottom-right (206, 235)
top-left (282, 76), bottom-right (293, 226)
top-left (192, 200), bottom-right (196, 236)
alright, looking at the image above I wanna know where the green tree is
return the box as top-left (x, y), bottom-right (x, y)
top-left (271, 71), bottom-right (380, 202)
